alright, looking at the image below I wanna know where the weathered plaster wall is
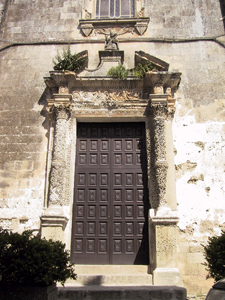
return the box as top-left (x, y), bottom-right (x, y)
top-left (0, 0), bottom-right (225, 296)
top-left (0, 0), bottom-right (224, 45)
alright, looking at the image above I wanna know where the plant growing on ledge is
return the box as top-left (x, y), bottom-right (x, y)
top-left (53, 45), bottom-right (87, 73)
top-left (133, 60), bottom-right (155, 79)
top-left (0, 230), bottom-right (77, 287)
top-left (107, 64), bottom-right (129, 80)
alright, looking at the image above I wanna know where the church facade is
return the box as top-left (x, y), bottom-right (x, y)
top-left (0, 0), bottom-right (225, 295)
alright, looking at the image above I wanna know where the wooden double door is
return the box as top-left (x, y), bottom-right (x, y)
top-left (71, 122), bottom-right (149, 265)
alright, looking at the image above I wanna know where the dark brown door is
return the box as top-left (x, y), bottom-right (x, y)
top-left (71, 123), bottom-right (149, 265)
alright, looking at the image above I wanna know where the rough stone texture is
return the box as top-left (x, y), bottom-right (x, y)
top-left (0, 0), bottom-right (225, 296)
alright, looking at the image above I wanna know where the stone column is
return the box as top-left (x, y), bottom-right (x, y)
top-left (41, 93), bottom-right (72, 242)
top-left (146, 89), bottom-right (183, 286)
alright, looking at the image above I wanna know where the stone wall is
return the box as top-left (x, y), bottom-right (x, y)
top-left (0, 0), bottom-right (225, 295)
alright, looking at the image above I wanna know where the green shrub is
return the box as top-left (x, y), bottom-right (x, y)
top-left (0, 230), bottom-right (77, 287)
top-left (133, 60), bottom-right (154, 79)
top-left (203, 230), bottom-right (225, 281)
top-left (107, 65), bottom-right (129, 80)
top-left (53, 45), bottom-right (87, 73)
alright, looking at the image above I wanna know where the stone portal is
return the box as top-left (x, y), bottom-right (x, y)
top-left (42, 49), bottom-right (183, 286)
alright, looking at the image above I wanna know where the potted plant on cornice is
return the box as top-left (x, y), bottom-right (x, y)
top-left (107, 60), bottom-right (157, 80)
top-left (0, 230), bottom-right (77, 300)
top-left (53, 45), bottom-right (88, 75)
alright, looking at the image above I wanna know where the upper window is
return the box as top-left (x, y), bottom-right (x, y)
top-left (96, 0), bottom-right (134, 19)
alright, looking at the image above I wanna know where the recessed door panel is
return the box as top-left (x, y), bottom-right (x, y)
top-left (71, 123), bottom-right (149, 265)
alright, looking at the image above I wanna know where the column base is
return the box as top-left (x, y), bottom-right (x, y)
top-left (153, 268), bottom-right (183, 286)
top-left (40, 209), bottom-right (68, 242)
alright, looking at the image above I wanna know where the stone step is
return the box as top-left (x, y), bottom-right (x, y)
top-left (65, 274), bottom-right (153, 286)
top-left (64, 265), bottom-right (152, 286)
top-left (74, 264), bottom-right (149, 275)
top-left (57, 286), bottom-right (187, 300)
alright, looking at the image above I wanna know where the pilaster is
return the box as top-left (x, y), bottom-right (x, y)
top-left (41, 93), bottom-right (72, 242)
top-left (146, 86), bottom-right (183, 286)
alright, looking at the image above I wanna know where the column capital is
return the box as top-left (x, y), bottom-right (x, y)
top-left (147, 94), bottom-right (176, 120)
top-left (47, 94), bottom-right (73, 120)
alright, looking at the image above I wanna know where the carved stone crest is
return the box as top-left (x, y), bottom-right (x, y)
top-left (80, 24), bottom-right (94, 37)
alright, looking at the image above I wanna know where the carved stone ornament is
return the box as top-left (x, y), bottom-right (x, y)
top-left (137, 7), bottom-right (145, 18)
top-left (134, 20), bottom-right (148, 35)
top-left (80, 23), bottom-right (94, 37)
top-left (95, 27), bottom-right (134, 37)
top-left (59, 86), bottom-right (69, 94)
top-left (105, 31), bottom-right (119, 50)
top-left (84, 9), bottom-right (92, 19)
top-left (72, 90), bottom-right (141, 106)
top-left (145, 93), bottom-right (176, 209)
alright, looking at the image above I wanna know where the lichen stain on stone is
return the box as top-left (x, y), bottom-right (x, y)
top-left (199, 220), bottom-right (214, 235)
top-left (175, 160), bottom-right (197, 179)
top-left (180, 224), bottom-right (194, 235)
top-left (190, 100), bottom-right (225, 123)
top-left (177, 100), bottom-right (225, 123)
top-left (195, 141), bottom-right (205, 150)
top-left (205, 187), bottom-right (210, 193)
top-left (0, 182), bottom-right (10, 188)
top-left (187, 174), bottom-right (204, 184)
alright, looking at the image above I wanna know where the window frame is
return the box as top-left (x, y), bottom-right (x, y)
top-left (95, 0), bottom-right (135, 19)
top-left (79, 0), bottom-right (149, 37)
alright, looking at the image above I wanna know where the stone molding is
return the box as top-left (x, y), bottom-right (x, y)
top-left (79, 18), bottom-right (150, 37)
top-left (40, 215), bottom-right (68, 230)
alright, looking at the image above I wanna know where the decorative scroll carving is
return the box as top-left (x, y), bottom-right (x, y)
top-left (72, 90), bottom-right (141, 106)
top-left (95, 27), bottom-right (135, 37)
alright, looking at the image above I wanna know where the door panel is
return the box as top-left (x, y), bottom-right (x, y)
top-left (71, 123), bottom-right (149, 265)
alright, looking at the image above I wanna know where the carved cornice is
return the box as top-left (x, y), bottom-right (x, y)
top-left (79, 18), bottom-right (150, 37)
top-left (145, 71), bottom-right (181, 94)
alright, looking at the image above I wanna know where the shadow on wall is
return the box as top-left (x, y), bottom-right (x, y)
top-left (219, 0), bottom-right (225, 29)
top-left (83, 276), bottom-right (104, 286)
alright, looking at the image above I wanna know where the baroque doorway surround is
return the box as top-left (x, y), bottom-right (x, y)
top-left (41, 51), bottom-right (183, 285)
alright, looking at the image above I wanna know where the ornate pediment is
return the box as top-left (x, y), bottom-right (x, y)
top-left (45, 49), bottom-right (181, 119)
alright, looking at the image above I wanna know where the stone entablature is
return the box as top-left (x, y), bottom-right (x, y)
top-left (44, 71), bottom-right (181, 97)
